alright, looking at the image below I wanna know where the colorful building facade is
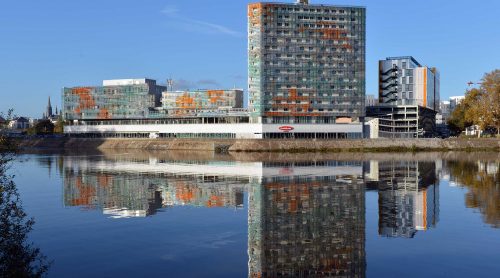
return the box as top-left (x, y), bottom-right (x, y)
top-left (248, 1), bottom-right (366, 124)
top-left (161, 89), bottom-right (244, 116)
top-left (63, 79), bottom-right (166, 120)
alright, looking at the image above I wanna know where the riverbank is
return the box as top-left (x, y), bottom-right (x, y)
top-left (16, 137), bottom-right (500, 153)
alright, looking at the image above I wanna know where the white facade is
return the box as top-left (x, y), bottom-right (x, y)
top-left (414, 67), bottom-right (439, 110)
top-left (449, 96), bottom-right (465, 111)
top-left (65, 123), bottom-right (363, 139)
top-left (365, 118), bottom-right (379, 139)
top-left (102, 78), bottom-right (150, 86)
top-left (379, 57), bottom-right (440, 111)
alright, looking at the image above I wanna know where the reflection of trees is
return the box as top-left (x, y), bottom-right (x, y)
top-left (0, 154), bottom-right (51, 277)
top-left (448, 160), bottom-right (500, 228)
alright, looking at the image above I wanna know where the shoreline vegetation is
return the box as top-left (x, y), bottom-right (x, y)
top-left (15, 137), bottom-right (500, 153)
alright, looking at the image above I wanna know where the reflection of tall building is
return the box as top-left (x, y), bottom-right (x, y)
top-left (365, 160), bottom-right (439, 238)
top-left (62, 153), bottom-right (367, 275)
top-left (249, 162), bottom-right (366, 277)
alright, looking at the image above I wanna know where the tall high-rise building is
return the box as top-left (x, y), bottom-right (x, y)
top-left (379, 56), bottom-right (440, 111)
top-left (248, 0), bottom-right (366, 125)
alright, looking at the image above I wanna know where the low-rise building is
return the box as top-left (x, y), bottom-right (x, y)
top-left (465, 125), bottom-right (481, 137)
top-left (8, 117), bottom-right (30, 130)
top-left (63, 78), bottom-right (166, 120)
top-left (161, 89), bottom-right (244, 116)
top-left (63, 78), bottom-right (363, 139)
top-left (367, 105), bottom-right (436, 138)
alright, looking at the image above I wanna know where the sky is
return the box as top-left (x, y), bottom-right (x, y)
top-left (1, 0), bottom-right (499, 117)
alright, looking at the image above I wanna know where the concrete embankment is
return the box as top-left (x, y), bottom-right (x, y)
top-left (17, 137), bottom-right (500, 152)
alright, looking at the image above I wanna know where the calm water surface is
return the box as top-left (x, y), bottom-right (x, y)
top-left (7, 151), bottom-right (500, 277)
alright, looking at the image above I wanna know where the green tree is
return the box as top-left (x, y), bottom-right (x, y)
top-left (1, 127), bottom-right (51, 277)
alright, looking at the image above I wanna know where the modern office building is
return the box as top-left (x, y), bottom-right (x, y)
top-left (161, 89), bottom-right (244, 116)
top-left (248, 0), bottom-right (366, 135)
top-left (64, 0), bottom-right (367, 139)
top-left (64, 77), bottom-right (366, 139)
top-left (367, 56), bottom-right (440, 138)
top-left (379, 56), bottom-right (440, 110)
top-left (63, 78), bottom-right (166, 120)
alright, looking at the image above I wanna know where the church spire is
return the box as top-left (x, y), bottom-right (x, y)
top-left (46, 96), bottom-right (53, 119)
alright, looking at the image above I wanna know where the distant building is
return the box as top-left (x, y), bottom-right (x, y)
top-left (44, 96), bottom-right (53, 119)
top-left (365, 94), bottom-right (377, 107)
top-left (63, 78), bottom-right (166, 120)
top-left (449, 96), bottom-right (465, 111)
top-left (465, 125), bottom-right (480, 136)
top-left (8, 117), bottom-right (30, 130)
top-left (435, 96), bottom-right (465, 137)
top-left (161, 89), bottom-right (244, 116)
top-left (438, 100), bottom-right (450, 123)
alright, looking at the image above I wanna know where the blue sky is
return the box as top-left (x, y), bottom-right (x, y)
top-left (1, 0), bottom-right (499, 117)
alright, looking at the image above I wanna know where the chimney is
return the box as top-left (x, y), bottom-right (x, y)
top-left (296, 0), bottom-right (309, 4)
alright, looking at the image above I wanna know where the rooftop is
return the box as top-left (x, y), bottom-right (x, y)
top-left (385, 56), bottom-right (422, 67)
top-left (249, 1), bottom-right (365, 9)
top-left (102, 78), bottom-right (155, 86)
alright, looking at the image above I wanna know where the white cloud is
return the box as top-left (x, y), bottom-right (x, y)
top-left (161, 5), bottom-right (242, 37)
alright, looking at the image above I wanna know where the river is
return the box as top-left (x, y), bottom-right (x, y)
top-left (4, 150), bottom-right (500, 277)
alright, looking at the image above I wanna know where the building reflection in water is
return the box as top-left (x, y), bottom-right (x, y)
top-left (43, 151), bottom-right (500, 276)
top-left (63, 157), bottom-right (247, 218)
top-left (62, 155), bottom-right (367, 277)
top-left (248, 161), bottom-right (366, 277)
top-left (365, 160), bottom-right (439, 238)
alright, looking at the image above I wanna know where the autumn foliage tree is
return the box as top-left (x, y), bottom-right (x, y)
top-left (447, 69), bottom-right (500, 136)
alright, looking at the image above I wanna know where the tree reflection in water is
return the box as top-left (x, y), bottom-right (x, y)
top-left (448, 160), bottom-right (500, 228)
top-left (0, 153), bottom-right (51, 277)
